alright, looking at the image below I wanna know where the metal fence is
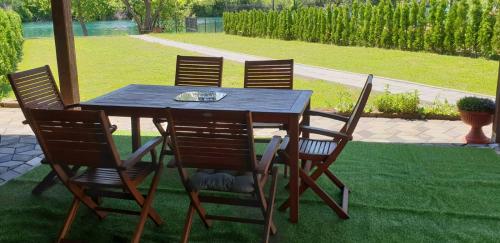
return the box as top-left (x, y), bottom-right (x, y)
top-left (185, 17), bottom-right (224, 33)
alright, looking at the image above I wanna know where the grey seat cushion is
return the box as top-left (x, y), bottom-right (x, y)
top-left (189, 169), bottom-right (255, 193)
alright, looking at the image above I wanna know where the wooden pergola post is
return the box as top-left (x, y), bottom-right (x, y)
top-left (493, 61), bottom-right (500, 143)
top-left (51, 0), bottom-right (80, 105)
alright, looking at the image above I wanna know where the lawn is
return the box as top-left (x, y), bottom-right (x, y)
top-left (9, 36), bottom-right (367, 110)
top-left (1, 135), bottom-right (500, 242)
top-left (152, 33), bottom-right (498, 96)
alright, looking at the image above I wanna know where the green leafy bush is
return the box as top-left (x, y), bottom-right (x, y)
top-left (456, 96), bottom-right (495, 113)
top-left (422, 98), bottom-right (459, 117)
top-left (374, 86), bottom-right (420, 114)
top-left (0, 9), bottom-right (23, 100)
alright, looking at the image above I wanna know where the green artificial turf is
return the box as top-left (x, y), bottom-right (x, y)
top-left (1, 135), bottom-right (500, 242)
top-left (6, 36), bottom-right (367, 110)
top-left (152, 33), bottom-right (498, 96)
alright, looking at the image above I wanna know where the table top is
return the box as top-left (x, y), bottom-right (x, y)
top-left (81, 85), bottom-right (312, 115)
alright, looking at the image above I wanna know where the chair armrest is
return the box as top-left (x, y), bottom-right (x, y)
top-left (121, 136), bottom-right (163, 169)
top-left (307, 110), bottom-right (349, 123)
top-left (64, 103), bottom-right (81, 109)
top-left (256, 136), bottom-right (282, 174)
top-left (22, 120), bottom-right (29, 125)
top-left (109, 124), bottom-right (118, 134)
top-left (301, 125), bottom-right (352, 140)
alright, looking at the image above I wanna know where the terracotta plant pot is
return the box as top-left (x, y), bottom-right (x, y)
top-left (459, 110), bottom-right (493, 144)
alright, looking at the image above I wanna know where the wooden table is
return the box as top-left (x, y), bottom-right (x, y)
top-left (81, 84), bottom-right (312, 223)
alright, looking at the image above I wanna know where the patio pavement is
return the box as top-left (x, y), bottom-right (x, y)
top-left (0, 107), bottom-right (493, 186)
top-left (131, 35), bottom-right (494, 104)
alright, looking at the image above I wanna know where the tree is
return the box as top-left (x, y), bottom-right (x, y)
top-left (415, 0), bottom-right (426, 50)
top-left (465, 0), bottom-right (483, 55)
top-left (361, 0), bottom-right (373, 46)
top-left (454, 0), bottom-right (469, 53)
top-left (430, 0), bottom-right (447, 52)
top-left (398, 1), bottom-right (410, 50)
top-left (122, 0), bottom-right (167, 34)
top-left (478, 0), bottom-right (495, 57)
top-left (492, 6), bottom-right (500, 56)
top-left (72, 0), bottom-right (121, 36)
top-left (392, 2), bottom-right (401, 48)
top-left (380, 0), bottom-right (393, 48)
top-left (407, 0), bottom-right (419, 50)
top-left (444, 1), bottom-right (457, 53)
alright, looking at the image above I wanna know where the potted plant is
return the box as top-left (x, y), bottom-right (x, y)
top-left (457, 97), bottom-right (496, 144)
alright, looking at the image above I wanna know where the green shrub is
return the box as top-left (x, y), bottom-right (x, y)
top-left (456, 96), bottom-right (495, 113)
top-left (0, 9), bottom-right (24, 100)
top-left (374, 86), bottom-right (420, 114)
top-left (422, 98), bottom-right (459, 117)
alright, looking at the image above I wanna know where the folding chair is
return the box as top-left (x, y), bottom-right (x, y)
top-left (278, 75), bottom-right (373, 219)
top-left (244, 59), bottom-right (294, 131)
top-left (28, 109), bottom-right (164, 243)
top-left (166, 108), bottom-right (281, 243)
top-left (153, 55), bottom-right (224, 162)
top-left (7, 65), bottom-right (117, 195)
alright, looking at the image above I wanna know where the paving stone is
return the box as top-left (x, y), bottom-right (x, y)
top-left (12, 164), bottom-right (34, 174)
top-left (19, 136), bottom-right (38, 144)
top-left (0, 154), bottom-right (13, 163)
top-left (0, 161), bottom-right (24, 168)
top-left (14, 144), bottom-right (35, 153)
top-left (26, 157), bottom-right (42, 167)
top-left (0, 170), bottom-right (20, 182)
top-left (12, 154), bottom-right (37, 162)
top-left (0, 147), bottom-right (15, 154)
top-left (19, 150), bottom-right (43, 156)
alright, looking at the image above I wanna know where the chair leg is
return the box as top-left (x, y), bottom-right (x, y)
top-left (279, 168), bottom-right (349, 219)
top-left (32, 170), bottom-right (59, 195)
top-left (298, 169), bottom-right (349, 219)
top-left (263, 167), bottom-right (279, 243)
top-left (57, 197), bottom-right (80, 242)
top-left (188, 192), bottom-right (212, 228)
top-left (324, 169), bottom-right (345, 189)
top-left (181, 203), bottom-right (196, 243)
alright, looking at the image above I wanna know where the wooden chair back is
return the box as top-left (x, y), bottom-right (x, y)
top-left (344, 75), bottom-right (373, 136)
top-left (28, 109), bottom-right (121, 168)
top-left (175, 55), bottom-right (223, 87)
top-left (244, 59), bottom-right (294, 89)
top-left (167, 108), bottom-right (256, 172)
top-left (7, 65), bottom-right (65, 120)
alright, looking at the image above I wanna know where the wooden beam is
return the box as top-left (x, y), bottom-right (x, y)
top-left (493, 60), bottom-right (500, 143)
top-left (51, 0), bottom-right (80, 105)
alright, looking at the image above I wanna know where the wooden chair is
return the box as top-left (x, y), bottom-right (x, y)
top-left (154, 55), bottom-right (224, 162)
top-left (28, 109), bottom-right (164, 243)
top-left (175, 55), bottom-right (223, 87)
top-left (244, 59), bottom-right (293, 90)
top-left (278, 75), bottom-right (373, 219)
top-left (244, 59), bottom-right (294, 131)
top-left (166, 108), bottom-right (281, 243)
top-left (7, 65), bottom-right (118, 195)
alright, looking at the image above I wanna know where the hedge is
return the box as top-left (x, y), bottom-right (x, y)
top-left (0, 9), bottom-right (23, 98)
top-left (223, 0), bottom-right (499, 59)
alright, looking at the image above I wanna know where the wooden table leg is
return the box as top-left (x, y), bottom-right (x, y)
top-left (131, 116), bottom-right (141, 151)
top-left (302, 101), bottom-right (311, 139)
top-left (288, 115), bottom-right (300, 223)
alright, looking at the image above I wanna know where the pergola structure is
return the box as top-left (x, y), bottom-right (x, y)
top-left (48, 0), bottom-right (500, 142)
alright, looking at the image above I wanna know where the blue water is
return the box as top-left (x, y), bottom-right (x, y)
top-left (23, 20), bottom-right (139, 38)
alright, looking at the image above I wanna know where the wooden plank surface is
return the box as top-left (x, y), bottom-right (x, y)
top-left (81, 85), bottom-right (312, 117)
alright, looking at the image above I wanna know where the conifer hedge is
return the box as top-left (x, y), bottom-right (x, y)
top-left (0, 9), bottom-right (23, 96)
top-left (223, 0), bottom-right (499, 59)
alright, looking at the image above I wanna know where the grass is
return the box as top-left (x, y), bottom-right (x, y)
top-left (152, 33), bottom-right (498, 96)
top-left (1, 135), bottom-right (500, 242)
top-left (6, 36), bottom-right (367, 110)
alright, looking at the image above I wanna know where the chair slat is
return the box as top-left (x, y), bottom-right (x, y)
top-left (244, 59), bottom-right (294, 90)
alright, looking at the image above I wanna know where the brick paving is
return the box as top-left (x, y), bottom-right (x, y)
top-left (132, 35), bottom-right (494, 104)
top-left (0, 107), bottom-right (493, 185)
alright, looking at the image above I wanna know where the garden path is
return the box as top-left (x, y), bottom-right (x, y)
top-left (0, 107), bottom-right (493, 185)
top-left (132, 35), bottom-right (494, 104)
